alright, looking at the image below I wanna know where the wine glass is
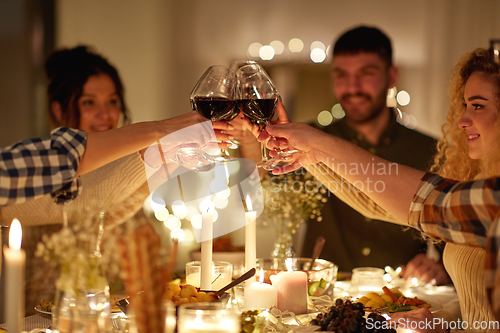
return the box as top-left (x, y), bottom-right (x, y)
top-left (190, 65), bottom-right (240, 161)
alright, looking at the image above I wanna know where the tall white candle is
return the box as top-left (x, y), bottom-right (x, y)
top-left (200, 208), bottom-right (213, 290)
top-left (4, 219), bottom-right (25, 333)
top-left (244, 195), bottom-right (256, 275)
top-left (269, 258), bottom-right (307, 314)
top-left (244, 268), bottom-right (277, 310)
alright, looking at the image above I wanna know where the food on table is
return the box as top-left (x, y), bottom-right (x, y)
top-left (308, 278), bottom-right (328, 296)
top-left (163, 283), bottom-right (220, 306)
top-left (39, 299), bottom-right (53, 312)
top-left (310, 298), bottom-right (396, 333)
top-left (240, 309), bottom-right (262, 333)
top-left (357, 286), bottom-right (431, 312)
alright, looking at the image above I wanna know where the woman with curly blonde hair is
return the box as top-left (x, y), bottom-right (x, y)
top-left (249, 47), bottom-right (500, 329)
top-left (432, 48), bottom-right (500, 181)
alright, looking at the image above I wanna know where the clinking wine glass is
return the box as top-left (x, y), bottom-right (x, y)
top-left (235, 63), bottom-right (300, 170)
top-left (190, 65), bottom-right (240, 161)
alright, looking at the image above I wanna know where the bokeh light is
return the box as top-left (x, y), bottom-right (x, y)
top-left (213, 196), bottom-right (229, 209)
top-left (191, 214), bottom-right (202, 229)
top-left (214, 164), bottom-right (230, 180)
top-left (248, 42), bottom-right (262, 57)
top-left (331, 103), bottom-right (346, 119)
top-left (396, 90), bottom-right (411, 106)
top-left (170, 228), bottom-right (185, 242)
top-left (151, 197), bottom-right (166, 212)
top-left (270, 40), bottom-right (285, 55)
top-left (259, 45), bottom-right (275, 61)
top-left (172, 200), bottom-right (188, 219)
top-left (310, 41), bottom-right (326, 51)
top-left (317, 110), bottom-right (333, 126)
top-left (164, 215), bottom-right (181, 230)
top-left (199, 198), bottom-right (215, 213)
top-left (310, 48), bottom-right (326, 63)
top-left (154, 209), bottom-right (170, 221)
top-left (288, 38), bottom-right (304, 53)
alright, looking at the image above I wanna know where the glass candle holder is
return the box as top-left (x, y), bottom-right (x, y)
top-left (350, 267), bottom-right (385, 296)
top-left (177, 302), bottom-right (240, 333)
top-left (186, 261), bottom-right (233, 291)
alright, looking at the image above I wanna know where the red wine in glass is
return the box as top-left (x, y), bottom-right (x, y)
top-left (237, 98), bottom-right (277, 125)
top-left (191, 96), bottom-right (238, 122)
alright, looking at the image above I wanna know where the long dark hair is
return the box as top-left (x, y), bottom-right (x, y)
top-left (45, 45), bottom-right (130, 129)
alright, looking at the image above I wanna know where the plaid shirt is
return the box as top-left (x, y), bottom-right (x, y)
top-left (0, 127), bottom-right (87, 206)
top-left (409, 172), bottom-right (500, 321)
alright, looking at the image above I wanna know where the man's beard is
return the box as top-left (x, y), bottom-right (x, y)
top-left (340, 92), bottom-right (387, 124)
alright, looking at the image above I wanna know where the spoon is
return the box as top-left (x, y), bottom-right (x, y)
top-left (212, 267), bottom-right (256, 297)
top-left (308, 236), bottom-right (325, 270)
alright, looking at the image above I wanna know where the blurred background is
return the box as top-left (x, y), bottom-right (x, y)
top-left (3, 0), bottom-right (500, 147)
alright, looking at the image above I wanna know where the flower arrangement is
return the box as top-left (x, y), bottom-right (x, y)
top-left (35, 214), bottom-right (120, 293)
top-left (259, 168), bottom-right (328, 255)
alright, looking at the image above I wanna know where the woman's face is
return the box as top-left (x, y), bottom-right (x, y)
top-left (458, 72), bottom-right (500, 160)
top-left (78, 74), bottom-right (121, 132)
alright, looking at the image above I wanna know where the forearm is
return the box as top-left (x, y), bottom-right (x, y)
top-left (79, 121), bottom-right (164, 175)
top-left (309, 133), bottom-right (424, 221)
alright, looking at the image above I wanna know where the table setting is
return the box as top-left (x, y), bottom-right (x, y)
top-left (0, 63), bottom-right (460, 333)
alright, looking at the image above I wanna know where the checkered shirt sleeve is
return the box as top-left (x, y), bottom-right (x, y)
top-left (485, 215), bottom-right (500, 323)
top-left (408, 172), bottom-right (500, 247)
top-left (0, 127), bottom-right (87, 206)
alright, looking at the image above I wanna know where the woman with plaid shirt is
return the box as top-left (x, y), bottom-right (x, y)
top-left (253, 48), bottom-right (500, 331)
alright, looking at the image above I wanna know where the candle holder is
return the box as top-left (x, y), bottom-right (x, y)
top-left (177, 302), bottom-right (240, 333)
top-left (186, 261), bottom-right (233, 291)
top-left (350, 267), bottom-right (385, 296)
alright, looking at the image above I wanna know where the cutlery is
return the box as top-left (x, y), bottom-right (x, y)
top-left (308, 236), bottom-right (325, 270)
top-left (212, 267), bottom-right (256, 297)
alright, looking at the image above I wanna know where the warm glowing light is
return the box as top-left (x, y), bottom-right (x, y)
top-left (259, 45), bottom-right (275, 61)
top-left (213, 196), bottom-right (229, 209)
top-left (248, 42), bottom-right (262, 57)
top-left (154, 209), bottom-right (170, 221)
top-left (269, 40), bottom-right (284, 54)
top-left (191, 214), bottom-right (203, 229)
top-left (310, 48), bottom-right (326, 63)
top-left (396, 90), bottom-right (411, 106)
top-left (151, 197), bottom-right (166, 212)
top-left (288, 38), bottom-right (304, 53)
top-left (211, 210), bottom-right (219, 223)
top-left (199, 198), bottom-right (215, 213)
top-left (317, 110), bottom-right (333, 126)
top-left (164, 216), bottom-right (181, 230)
top-left (385, 266), bottom-right (391, 272)
top-left (172, 200), bottom-right (188, 219)
top-left (9, 219), bottom-right (22, 250)
top-left (171, 228), bottom-right (185, 242)
top-left (214, 164), bottom-right (230, 180)
top-left (285, 258), bottom-right (293, 272)
top-left (245, 195), bottom-right (253, 211)
top-left (259, 268), bottom-right (265, 284)
top-left (210, 179), bottom-right (229, 195)
top-left (331, 103), bottom-right (345, 119)
top-left (215, 187), bottom-right (231, 199)
top-left (310, 41), bottom-right (325, 51)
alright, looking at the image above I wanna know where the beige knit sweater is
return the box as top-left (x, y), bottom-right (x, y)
top-left (305, 163), bottom-right (491, 325)
top-left (0, 153), bottom-right (151, 315)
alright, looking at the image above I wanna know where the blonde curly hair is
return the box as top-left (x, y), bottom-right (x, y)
top-left (431, 48), bottom-right (500, 181)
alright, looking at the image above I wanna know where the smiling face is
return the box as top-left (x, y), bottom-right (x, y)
top-left (331, 52), bottom-right (397, 124)
top-left (77, 74), bottom-right (121, 132)
top-left (459, 72), bottom-right (500, 160)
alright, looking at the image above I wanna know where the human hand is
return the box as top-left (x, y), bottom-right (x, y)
top-left (241, 98), bottom-right (291, 138)
top-left (401, 253), bottom-right (450, 285)
top-left (389, 308), bottom-right (446, 333)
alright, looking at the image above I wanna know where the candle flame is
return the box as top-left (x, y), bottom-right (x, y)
top-left (9, 219), bottom-right (22, 250)
top-left (285, 258), bottom-right (293, 272)
top-left (245, 195), bottom-right (253, 211)
top-left (259, 268), bottom-right (264, 284)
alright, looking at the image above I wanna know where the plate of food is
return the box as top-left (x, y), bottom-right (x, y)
top-left (357, 286), bottom-right (442, 314)
top-left (35, 300), bottom-right (53, 315)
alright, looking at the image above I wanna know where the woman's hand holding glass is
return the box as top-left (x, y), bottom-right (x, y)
top-left (190, 65), bottom-right (240, 161)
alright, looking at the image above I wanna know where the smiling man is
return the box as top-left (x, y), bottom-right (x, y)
top-left (302, 26), bottom-right (446, 283)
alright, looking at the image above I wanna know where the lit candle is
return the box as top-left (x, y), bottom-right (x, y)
top-left (4, 219), bottom-right (25, 333)
top-left (244, 195), bottom-right (256, 275)
top-left (244, 268), bottom-right (277, 310)
top-left (200, 206), bottom-right (213, 290)
top-left (269, 258), bottom-right (307, 314)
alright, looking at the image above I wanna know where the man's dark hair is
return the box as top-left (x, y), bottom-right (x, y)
top-left (333, 26), bottom-right (393, 66)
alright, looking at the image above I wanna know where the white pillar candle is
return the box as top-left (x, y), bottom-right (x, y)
top-left (269, 259), bottom-right (307, 314)
top-left (244, 196), bottom-right (256, 275)
top-left (200, 209), bottom-right (213, 290)
top-left (4, 219), bottom-right (25, 333)
top-left (244, 268), bottom-right (277, 310)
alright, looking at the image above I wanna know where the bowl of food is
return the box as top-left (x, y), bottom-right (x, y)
top-left (256, 257), bottom-right (338, 296)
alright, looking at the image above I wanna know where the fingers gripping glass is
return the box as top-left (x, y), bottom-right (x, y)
top-left (158, 141), bottom-right (216, 173)
top-left (235, 63), bottom-right (300, 170)
top-left (190, 65), bottom-right (239, 161)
